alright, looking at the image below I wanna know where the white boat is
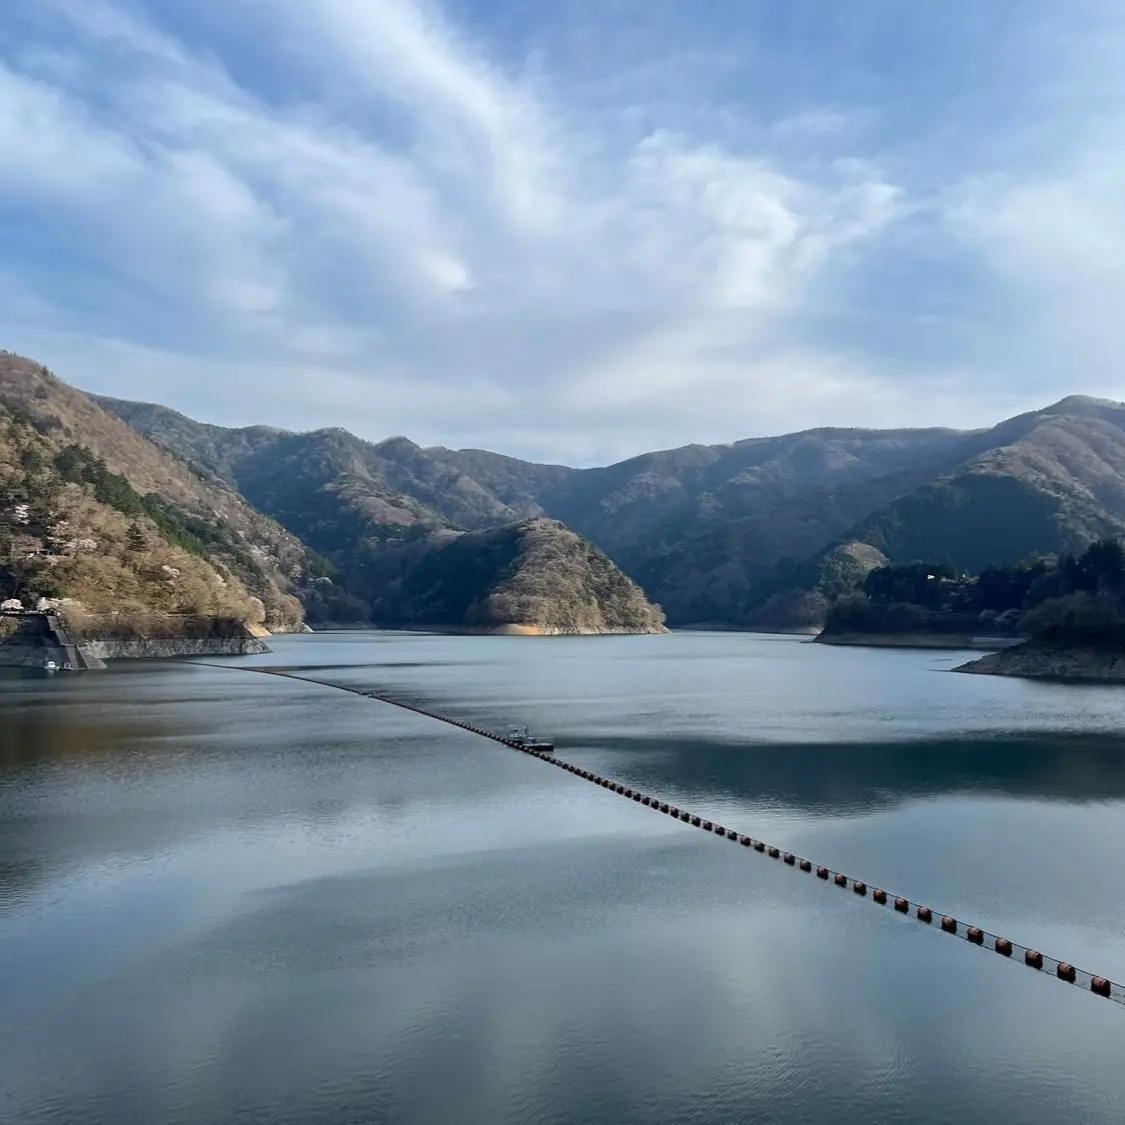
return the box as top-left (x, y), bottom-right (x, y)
top-left (43, 659), bottom-right (59, 672)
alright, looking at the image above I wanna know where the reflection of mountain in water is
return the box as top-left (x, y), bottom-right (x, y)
top-left (579, 732), bottom-right (1125, 814)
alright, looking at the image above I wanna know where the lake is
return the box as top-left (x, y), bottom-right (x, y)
top-left (2, 631), bottom-right (1124, 1124)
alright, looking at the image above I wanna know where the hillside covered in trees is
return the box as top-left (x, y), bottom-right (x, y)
top-left (2, 355), bottom-right (665, 634)
top-left (358, 519), bottom-right (667, 633)
top-left (14, 349), bottom-right (1125, 638)
top-left (0, 367), bottom-right (314, 630)
top-left (821, 541), bottom-right (1125, 645)
top-left (100, 383), bottom-right (1125, 631)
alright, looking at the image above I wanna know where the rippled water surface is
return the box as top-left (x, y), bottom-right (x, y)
top-left (3, 631), bottom-right (1125, 1124)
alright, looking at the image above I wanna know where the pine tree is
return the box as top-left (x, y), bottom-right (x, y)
top-left (126, 522), bottom-right (146, 552)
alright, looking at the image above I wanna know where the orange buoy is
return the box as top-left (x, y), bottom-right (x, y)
top-left (967, 926), bottom-right (984, 945)
top-left (834, 873), bottom-right (847, 887)
top-left (917, 907), bottom-right (933, 923)
top-left (994, 938), bottom-right (1013, 957)
top-left (769, 846), bottom-right (781, 858)
top-left (873, 889), bottom-right (887, 904)
top-left (799, 859), bottom-right (812, 872)
top-left (1025, 949), bottom-right (1043, 969)
top-left (691, 816), bottom-right (701, 827)
top-left (853, 881), bottom-right (867, 896)
top-left (894, 897), bottom-right (909, 913)
top-left (1057, 962), bottom-right (1077, 983)
top-left (1092, 977), bottom-right (1112, 998)
top-left (755, 841), bottom-right (766, 852)
top-left (941, 917), bottom-right (957, 934)
top-left (784, 853), bottom-right (796, 865)
top-left (817, 867), bottom-right (829, 879)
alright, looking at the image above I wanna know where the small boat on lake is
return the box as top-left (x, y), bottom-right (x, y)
top-left (508, 724), bottom-right (554, 752)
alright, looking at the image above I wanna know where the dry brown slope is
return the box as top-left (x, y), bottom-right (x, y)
top-left (0, 353), bottom-right (322, 629)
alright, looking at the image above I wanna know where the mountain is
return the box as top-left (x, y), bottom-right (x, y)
top-left (94, 380), bottom-right (1125, 630)
top-left (93, 397), bottom-right (665, 632)
top-left (0, 355), bottom-right (333, 629)
top-left (94, 395), bottom-right (970, 617)
top-left (1, 358), bottom-right (664, 634)
top-left (358, 518), bottom-right (666, 633)
top-left (95, 396), bottom-right (551, 530)
top-left (831, 410), bottom-right (1125, 569)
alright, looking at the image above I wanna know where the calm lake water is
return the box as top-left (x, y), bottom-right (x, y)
top-left (2, 631), bottom-right (1125, 1124)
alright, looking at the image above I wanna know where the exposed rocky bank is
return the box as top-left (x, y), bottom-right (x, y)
top-left (954, 642), bottom-right (1125, 682)
top-left (816, 631), bottom-right (978, 649)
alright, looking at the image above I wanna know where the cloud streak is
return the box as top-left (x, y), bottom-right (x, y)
top-left (1, 0), bottom-right (1124, 462)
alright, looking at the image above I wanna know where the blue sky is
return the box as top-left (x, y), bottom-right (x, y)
top-left (2, 0), bottom-right (1124, 463)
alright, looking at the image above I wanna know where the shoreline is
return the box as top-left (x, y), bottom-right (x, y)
top-left (309, 622), bottom-right (668, 636)
top-left (816, 631), bottom-right (979, 650)
top-left (954, 642), bottom-right (1125, 682)
top-left (676, 622), bottom-right (821, 636)
top-left (0, 612), bottom-right (270, 668)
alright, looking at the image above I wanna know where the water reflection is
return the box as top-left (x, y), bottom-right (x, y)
top-left (585, 731), bottom-right (1125, 813)
top-left (4, 636), bottom-right (1125, 1125)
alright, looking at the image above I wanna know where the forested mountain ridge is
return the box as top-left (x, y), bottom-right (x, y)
top-left (355, 517), bottom-right (667, 633)
top-left (0, 356), bottom-right (327, 629)
top-left (95, 372), bottom-right (1125, 629)
top-left (1, 356), bottom-right (665, 633)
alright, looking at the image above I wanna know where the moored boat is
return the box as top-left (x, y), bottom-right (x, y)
top-left (507, 724), bottom-right (554, 752)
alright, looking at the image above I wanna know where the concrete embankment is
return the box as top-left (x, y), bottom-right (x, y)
top-left (0, 613), bottom-right (269, 668)
top-left (954, 642), bottom-right (1125, 682)
top-left (79, 635), bottom-right (269, 659)
top-left (0, 614), bottom-right (105, 669)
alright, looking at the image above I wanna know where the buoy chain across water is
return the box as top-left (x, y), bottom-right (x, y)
top-left (189, 664), bottom-right (1123, 1009)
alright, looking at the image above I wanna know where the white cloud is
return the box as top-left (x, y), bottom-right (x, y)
top-left (3, 0), bottom-right (1124, 460)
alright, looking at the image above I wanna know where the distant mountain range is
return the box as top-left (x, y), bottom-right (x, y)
top-left (6, 348), bottom-right (1125, 634)
top-left (95, 383), bottom-right (1125, 629)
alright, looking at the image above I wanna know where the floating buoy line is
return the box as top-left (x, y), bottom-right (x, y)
top-left (188, 662), bottom-right (1123, 1008)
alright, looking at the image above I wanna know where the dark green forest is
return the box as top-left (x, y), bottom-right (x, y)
top-left (824, 540), bottom-right (1125, 642)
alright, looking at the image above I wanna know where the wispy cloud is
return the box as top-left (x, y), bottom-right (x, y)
top-left (1, 0), bottom-right (1124, 461)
